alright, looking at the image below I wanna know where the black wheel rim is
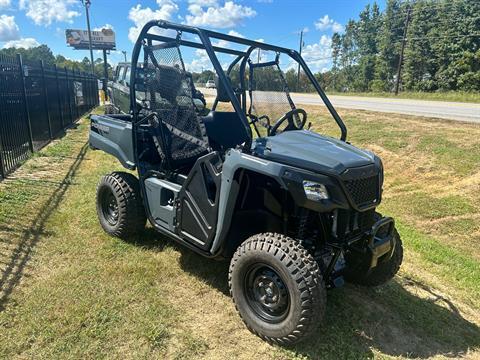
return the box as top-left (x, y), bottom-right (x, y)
top-left (100, 188), bottom-right (119, 226)
top-left (244, 263), bottom-right (290, 323)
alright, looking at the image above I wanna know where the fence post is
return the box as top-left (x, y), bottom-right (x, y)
top-left (54, 64), bottom-right (64, 128)
top-left (17, 54), bottom-right (34, 153)
top-left (73, 69), bottom-right (79, 119)
top-left (0, 80), bottom-right (4, 178)
top-left (0, 133), bottom-right (5, 179)
top-left (65, 67), bottom-right (74, 124)
top-left (72, 68), bottom-right (77, 119)
top-left (40, 60), bottom-right (53, 139)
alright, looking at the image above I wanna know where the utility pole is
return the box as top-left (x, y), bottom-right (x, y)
top-left (122, 50), bottom-right (127, 62)
top-left (395, 6), bottom-right (411, 95)
top-left (257, 48), bottom-right (261, 63)
top-left (296, 29), bottom-right (304, 91)
top-left (82, 0), bottom-right (95, 75)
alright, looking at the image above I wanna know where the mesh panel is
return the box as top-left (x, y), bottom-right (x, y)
top-left (144, 45), bottom-right (209, 167)
top-left (344, 175), bottom-right (379, 206)
top-left (249, 62), bottom-right (296, 134)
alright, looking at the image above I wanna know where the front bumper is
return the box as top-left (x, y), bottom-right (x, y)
top-left (366, 216), bottom-right (395, 268)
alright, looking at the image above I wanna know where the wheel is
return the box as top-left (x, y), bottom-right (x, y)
top-left (229, 233), bottom-right (326, 345)
top-left (345, 213), bottom-right (403, 287)
top-left (96, 172), bottom-right (146, 239)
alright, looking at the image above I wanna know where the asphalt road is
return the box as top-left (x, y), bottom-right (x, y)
top-left (295, 93), bottom-right (480, 124)
top-left (200, 88), bottom-right (480, 123)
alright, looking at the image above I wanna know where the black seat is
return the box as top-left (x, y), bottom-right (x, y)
top-left (202, 111), bottom-right (249, 151)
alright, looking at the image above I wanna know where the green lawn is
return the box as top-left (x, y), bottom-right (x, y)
top-left (325, 91), bottom-right (480, 103)
top-left (0, 107), bottom-right (479, 359)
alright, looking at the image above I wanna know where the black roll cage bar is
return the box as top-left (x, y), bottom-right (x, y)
top-left (130, 20), bottom-right (347, 151)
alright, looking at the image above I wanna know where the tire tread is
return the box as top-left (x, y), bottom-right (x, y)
top-left (228, 233), bottom-right (326, 345)
top-left (96, 171), bottom-right (146, 239)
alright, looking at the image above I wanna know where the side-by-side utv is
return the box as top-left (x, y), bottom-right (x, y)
top-left (89, 20), bottom-right (403, 345)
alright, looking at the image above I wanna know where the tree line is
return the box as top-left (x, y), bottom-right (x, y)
top-left (0, 45), bottom-right (113, 79)
top-left (323, 0), bottom-right (480, 93)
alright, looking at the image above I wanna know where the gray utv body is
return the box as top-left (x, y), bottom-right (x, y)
top-left (89, 20), bottom-right (395, 288)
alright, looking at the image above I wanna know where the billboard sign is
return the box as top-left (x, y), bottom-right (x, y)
top-left (66, 28), bottom-right (116, 50)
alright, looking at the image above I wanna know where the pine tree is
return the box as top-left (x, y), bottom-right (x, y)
top-left (331, 32), bottom-right (342, 91)
top-left (355, 3), bottom-right (381, 90)
top-left (403, 1), bottom-right (437, 91)
top-left (373, 0), bottom-right (405, 91)
top-left (340, 20), bottom-right (357, 91)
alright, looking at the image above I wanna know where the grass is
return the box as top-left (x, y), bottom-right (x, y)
top-left (325, 91), bottom-right (480, 104)
top-left (0, 106), bottom-right (479, 359)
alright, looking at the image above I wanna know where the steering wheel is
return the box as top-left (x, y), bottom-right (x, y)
top-left (269, 108), bottom-right (307, 136)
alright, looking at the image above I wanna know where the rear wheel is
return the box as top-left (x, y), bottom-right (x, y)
top-left (96, 172), bottom-right (146, 239)
top-left (229, 233), bottom-right (326, 345)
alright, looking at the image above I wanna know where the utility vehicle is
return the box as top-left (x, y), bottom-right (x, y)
top-left (89, 20), bottom-right (403, 345)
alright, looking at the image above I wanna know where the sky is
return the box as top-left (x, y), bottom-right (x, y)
top-left (0, 0), bottom-right (386, 72)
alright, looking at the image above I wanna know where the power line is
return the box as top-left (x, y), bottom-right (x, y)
top-left (390, 32), bottom-right (480, 45)
top-left (303, 55), bottom-right (334, 61)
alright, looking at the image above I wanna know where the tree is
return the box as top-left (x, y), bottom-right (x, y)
top-left (285, 68), bottom-right (298, 92)
top-left (403, 1), bottom-right (437, 91)
top-left (0, 44), bottom-right (55, 65)
top-left (93, 57), bottom-right (113, 79)
top-left (192, 70), bottom-right (216, 85)
top-left (331, 32), bottom-right (342, 91)
top-left (354, 3), bottom-right (381, 90)
top-left (340, 20), bottom-right (358, 91)
top-left (373, 0), bottom-right (406, 91)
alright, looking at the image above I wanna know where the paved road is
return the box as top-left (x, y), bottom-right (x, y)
top-left (200, 88), bottom-right (480, 123)
top-left (294, 93), bottom-right (480, 124)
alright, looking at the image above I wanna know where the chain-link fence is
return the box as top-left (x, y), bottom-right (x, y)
top-left (0, 54), bottom-right (99, 180)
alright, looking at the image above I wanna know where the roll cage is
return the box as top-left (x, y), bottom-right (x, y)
top-left (129, 20), bottom-right (348, 154)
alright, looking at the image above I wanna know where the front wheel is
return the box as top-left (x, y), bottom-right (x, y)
top-left (229, 233), bottom-right (326, 345)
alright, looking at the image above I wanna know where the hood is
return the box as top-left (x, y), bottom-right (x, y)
top-left (252, 130), bottom-right (376, 175)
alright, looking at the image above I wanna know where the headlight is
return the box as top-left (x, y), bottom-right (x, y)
top-left (302, 181), bottom-right (329, 201)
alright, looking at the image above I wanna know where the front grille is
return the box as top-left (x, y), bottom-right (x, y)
top-left (344, 175), bottom-right (379, 207)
